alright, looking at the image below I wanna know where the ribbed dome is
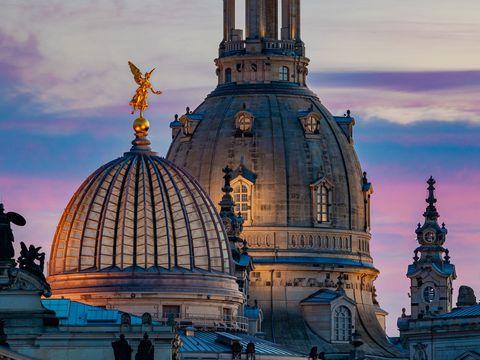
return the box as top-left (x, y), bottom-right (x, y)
top-left (49, 153), bottom-right (232, 276)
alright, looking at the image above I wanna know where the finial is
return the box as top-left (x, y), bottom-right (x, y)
top-left (130, 117), bottom-right (153, 154)
top-left (336, 273), bottom-right (345, 293)
top-left (174, 114), bottom-right (178, 121)
top-left (362, 171), bottom-right (368, 184)
top-left (0, 203), bottom-right (4, 214)
top-left (413, 250), bottom-right (419, 262)
top-left (222, 166), bottom-right (233, 194)
top-left (186, 106), bottom-right (190, 114)
top-left (444, 249), bottom-right (451, 263)
top-left (219, 166), bottom-right (235, 214)
top-left (242, 239), bottom-right (249, 254)
top-left (346, 109), bottom-right (351, 117)
top-left (423, 176), bottom-right (439, 221)
top-left (401, 308), bottom-right (406, 318)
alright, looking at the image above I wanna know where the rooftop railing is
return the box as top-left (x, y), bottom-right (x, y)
top-left (156, 312), bottom-right (249, 333)
top-left (221, 39), bottom-right (302, 57)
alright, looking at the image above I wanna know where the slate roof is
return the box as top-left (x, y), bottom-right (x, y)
top-left (437, 304), bottom-right (480, 319)
top-left (254, 256), bottom-right (376, 270)
top-left (179, 330), bottom-right (303, 357)
top-left (42, 299), bottom-right (149, 326)
top-left (407, 262), bottom-right (455, 277)
top-left (301, 289), bottom-right (354, 304)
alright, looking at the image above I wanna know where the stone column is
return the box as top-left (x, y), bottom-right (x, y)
top-left (264, 0), bottom-right (278, 39)
top-left (281, 0), bottom-right (300, 41)
top-left (246, 0), bottom-right (265, 40)
top-left (223, 0), bottom-right (235, 41)
top-left (281, 0), bottom-right (290, 40)
top-left (291, 0), bottom-right (300, 41)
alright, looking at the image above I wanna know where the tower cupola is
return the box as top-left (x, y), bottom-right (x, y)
top-left (406, 177), bottom-right (456, 319)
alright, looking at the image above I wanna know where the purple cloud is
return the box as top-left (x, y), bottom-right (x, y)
top-left (310, 70), bottom-right (480, 92)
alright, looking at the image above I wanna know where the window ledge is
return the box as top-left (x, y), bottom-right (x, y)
top-left (314, 222), bottom-right (332, 228)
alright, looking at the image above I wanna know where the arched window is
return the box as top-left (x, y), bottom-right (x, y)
top-left (233, 180), bottom-right (252, 222)
top-left (315, 184), bottom-right (332, 223)
top-left (279, 66), bottom-right (289, 81)
top-left (225, 68), bottom-right (232, 83)
top-left (334, 306), bottom-right (352, 342)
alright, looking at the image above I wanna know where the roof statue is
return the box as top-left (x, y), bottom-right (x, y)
top-left (135, 333), bottom-right (154, 360)
top-left (17, 242), bottom-right (46, 282)
top-left (128, 61), bottom-right (162, 118)
top-left (0, 203), bottom-right (26, 261)
top-left (112, 334), bottom-right (132, 360)
top-left (171, 333), bottom-right (183, 360)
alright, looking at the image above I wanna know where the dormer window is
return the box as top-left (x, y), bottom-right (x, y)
top-left (333, 306), bottom-right (352, 342)
top-left (279, 66), bottom-right (289, 81)
top-left (317, 185), bottom-right (330, 223)
top-left (305, 114), bottom-right (320, 134)
top-left (311, 178), bottom-right (333, 226)
top-left (299, 112), bottom-right (321, 135)
top-left (233, 180), bottom-right (252, 222)
top-left (178, 111), bottom-right (203, 141)
top-left (179, 115), bottom-right (191, 136)
top-left (234, 111), bottom-right (254, 136)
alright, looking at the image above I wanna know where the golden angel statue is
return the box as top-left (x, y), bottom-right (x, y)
top-left (128, 61), bottom-right (162, 117)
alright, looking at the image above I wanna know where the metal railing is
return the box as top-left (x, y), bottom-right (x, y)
top-left (156, 313), bottom-right (249, 333)
top-left (225, 40), bottom-right (246, 52)
top-left (263, 39), bottom-right (296, 51)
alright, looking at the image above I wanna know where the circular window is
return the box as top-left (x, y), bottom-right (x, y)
top-left (424, 231), bottom-right (436, 243)
top-left (238, 115), bottom-right (252, 132)
top-left (423, 286), bottom-right (436, 303)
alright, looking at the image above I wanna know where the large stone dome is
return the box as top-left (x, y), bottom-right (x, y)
top-left (163, 2), bottom-right (406, 356)
top-left (48, 130), bottom-right (244, 317)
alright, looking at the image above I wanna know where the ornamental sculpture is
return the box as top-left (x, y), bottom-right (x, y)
top-left (17, 242), bottom-right (46, 282)
top-left (0, 203), bottom-right (26, 260)
top-left (128, 61), bottom-right (162, 118)
top-left (135, 333), bottom-right (154, 360)
top-left (112, 334), bottom-right (132, 360)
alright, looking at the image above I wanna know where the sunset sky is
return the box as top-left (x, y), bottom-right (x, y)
top-left (1, 1), bottom-right (479, 335)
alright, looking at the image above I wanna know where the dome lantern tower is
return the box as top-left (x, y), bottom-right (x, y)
top-left (218, 0), bottom-right (307, 85)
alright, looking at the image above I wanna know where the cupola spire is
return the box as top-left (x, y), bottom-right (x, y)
top-left (424, 176), bottom-right (439, 221)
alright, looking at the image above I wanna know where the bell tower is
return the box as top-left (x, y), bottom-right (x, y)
top-left (407, 177), bottom-right (456, 319)
top-left (217, 0), bottom-right (308, 85)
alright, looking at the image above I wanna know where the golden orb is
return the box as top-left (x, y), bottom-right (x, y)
top-left (133, 117), bottom-right (150, 132)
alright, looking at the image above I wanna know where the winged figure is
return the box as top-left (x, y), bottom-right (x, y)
top-left (128, 61), bottom-right (162, 117)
